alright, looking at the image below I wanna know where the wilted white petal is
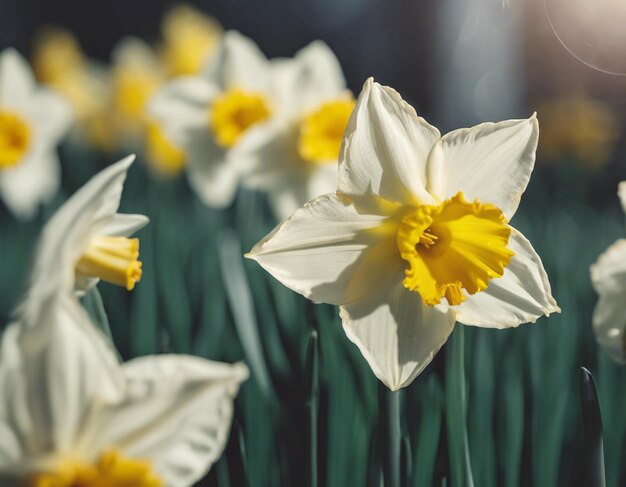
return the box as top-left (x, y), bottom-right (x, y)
top-left (338, 79), bottom-right (440, 205)
top-left (430, 115), bottom-right (538, 220)
top-left (0, 147), bottom-right (59, 220)
top-left (0, 295), bottom-right (123, 474)
top-left (454, 227), bottom-right (559, 328)
top-left (247, 193), bottom-right (392, 305)
top-left (205, 31), bottom-right (269, 92)
top-left (341, 278), bottom-right (456, 391)
top-left (76, 356), bottom-right (248, 487)
top-left (0, 49), bottom-right (36, 108)
top-left (591, 239), bottom-right (626, 364)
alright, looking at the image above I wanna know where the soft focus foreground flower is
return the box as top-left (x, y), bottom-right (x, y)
top-left (32, 27), bottom-right (114, 150)
top-left (537, 94), bottom-right (620, 168)
top-left (0, 292), bottom-right (248, 487)
top-left (0, 48), bottom-right (72, 219)
top-left (159, 4), bottom-right (223, 77)
top-left (23, 156), bottom-right (148, 319)
top-left (590, 182), bottom-right (626, 364)
top-left (248, 79), bottom-right (559, 390)
top-left (150, 31), bottom-right (275, 207)
top-left (236, 41), bottom-right (353, 220)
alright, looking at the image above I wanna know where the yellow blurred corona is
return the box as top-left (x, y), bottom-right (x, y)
top-left (537, 94), bottom-right (620, 168)
top-left (160, 4), bottom-right (223, 76)
top-left (145, 122), bottom-right (186, 176)
top-left (210, 89), bottom-right (272, 147)
top-left (298, 98), bottom-right (355, 163)
top-left (0, 111), bottom-right (31, 169)
top-left (27, 450), bottom-right (162, 487)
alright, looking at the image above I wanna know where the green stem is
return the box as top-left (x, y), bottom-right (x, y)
top-left (305, 303), bottom-right (320, 487)
top-left (580, 367), bottom-right (606, 487)
top-left (381, 385), bottom-right (401, 487)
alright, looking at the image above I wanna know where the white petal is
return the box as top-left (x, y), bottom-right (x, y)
top-left (247, 193), bottom-right (394, 305)
top-left (24, 156), bottom-right (136, 304)
top-left (0, 295), bottom-right (123, 474)
top-left (0, 145), bottom-right (60, 220)
top-left (590, 239), bottom-right (626, 364)
top-left (148, 77), bottom-right (218, 146)
top-left (186, 146), bottom-right (238, 208)
top-left (99, 214), bottom-right (150, 237)
top-left (431, 114), bottom-right (538, 220)
top-left (454, 227), bottom-right (559, 329)
top-left (338, 79), bottom-right (440, 205)
top-left (0, 48), bottom-right (36, 108)
top-left (75, 356), bottom-right (248, 487)
top-left (204, 31), bottom-right (269, 93)
top-left (271, 41), bottom-right (346, 114)
top-left (341, 278), bottom-right (456, 391)
top-left (27, 88), bottom-right (74, 143)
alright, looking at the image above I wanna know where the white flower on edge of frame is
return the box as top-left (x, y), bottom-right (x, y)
top-left (0, 292), bottom-right (248, 487)
top-left (590, 181), bottom-right (626, 365)
top-left (149, 31), bottom-right (276, 208)
top-left (234, 41), bottom-right (352, 220)
top-left (0, 48), bottom-right (73, 219)
top-left (247, 79), bottom-right (560, 391)
top-left (21, 156), bottom-right (148, 322)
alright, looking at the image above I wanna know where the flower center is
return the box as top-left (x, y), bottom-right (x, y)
top-left (26, 450), bottom-right (162, 487)
top-left (145, 122), bottom-right (186, 176)
top-left (297, 98), bottom-right (355, 164)
top-left (113, 69), bottom-right (161, 122)
top-left (396, 192), bottom-right (514, 306)
top-left (209, 89), bottom-right (271, 147)
top-left (75, 235), bottom-right (142, 291)
top-left (0, 110), bottom-right (31, 170)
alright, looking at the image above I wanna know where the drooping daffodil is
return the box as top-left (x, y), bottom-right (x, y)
top-left (247, 79), bottom-right (559, 390)
top-left (149, 31), bottom-right (276, 207)
top-left (22, 156), bottom-right (148, 321)
top-left (236, 41), bottom-right (353, 220)
top-left (0, 290), bottom-right (248, 487)
top-left (590, 182), bottom-right (626, 364)
top-left (0, 48), bottom-right (72, 219)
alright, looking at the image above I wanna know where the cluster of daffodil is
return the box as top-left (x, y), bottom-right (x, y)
top-left (0, 156), bottom-right (248, 486)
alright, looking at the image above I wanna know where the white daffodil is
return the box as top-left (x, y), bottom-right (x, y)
top-left (0, 48), bottom-right (72, 219)
top-left (149, 31), bottom-right (275, 207)
top-left (235, 41), bottom-right (352, 220)
top-left (0, 291), bottom-right (248, 487)
top-left (590, 182), bottom-right (626, 364)
top-left (248, 79), bottom-right (559, 390)
top-left (22, 156), bottom-right (148, 320)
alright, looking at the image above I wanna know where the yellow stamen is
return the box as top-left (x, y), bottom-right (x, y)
top-left (297, 98), bottom-right (355, 163)
top-left (76, 235), bottom-right (142, 291)
top-left (0, 110), bottom-right (31, 170)
top-left (209, 89), bottom-right (271, 147)
top-left (27, 450), bottom-right (163, 487)
top-left (397, 192), bottom-right (514, 306)
top-left (145, 122), bottom-right (186, 176)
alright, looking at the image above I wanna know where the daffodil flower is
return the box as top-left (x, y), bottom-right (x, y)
top-left (23, 156), bottom-right (148, 319)
top-left (149, 31), bottom-right (275, 207)
top-left (248, 79), bottom-right (559, 390)
top-left (590, 182), bottom-right (626, 364)
top-left (0, 291), bottom-right (248, 487)
top-left (0, 48), bottom-right (72, 219)
top-left (235, 41), bottom-right (353, 220)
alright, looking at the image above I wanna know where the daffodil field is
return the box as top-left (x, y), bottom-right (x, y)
top-left (0, 2), bottom-right (625, 487)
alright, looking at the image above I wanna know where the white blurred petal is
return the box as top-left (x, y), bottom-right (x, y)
top-left (338, 79), bottom-right (440, 205)
top-left (341, 279), bottom-right (455, 391)
top-left (454, 227), bottom-right (560, 328)
top-left (186, 142), bottom-right (238, 208)
top-left (618, 182), bottom-right (626, 214)
top-left (430, 115), bottom-right (538, 219)
top-left (590, 239), bottom-right (626, 364)
top-left (76, 356), bottom-right (248, 487)
top-left (204, 31), bottom-right (269, 93)
top-left (0, 49), bottom-right (36, 108)
top-left (27, 88), bottom-right (74, 143)
top-left (247, 193), bottom-right (394, 305)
